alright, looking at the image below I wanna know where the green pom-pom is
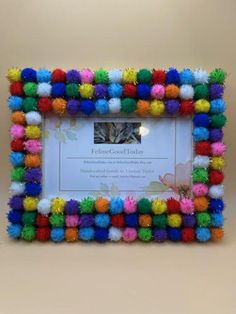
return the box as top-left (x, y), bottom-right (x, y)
top-left (138, 227), bottom-right (152, 242)
top-left (211, 114), bottom-right (227, 128)
top-left (11, 167), bottom-right (25, 182)
top-left (22, 211), bottom-right (37, 225)
top-left (209, 69), bottom-right (226, 84)
top-left (80, 197), bottom-right (95, 213)
top-left (137, 69), bottom-right (152, 83)
top-left (21, 225), bottom-right (35, 241)
top-left (137, 198), bottom-right (151, 214)
top-left (22, 97), bottom-right (38, 112)
top-left (121, 98), bottom-right (136, 113)
top-left (192, 168), bottom-right (208, 183)
top-left (153, 214), bottom-right (167, 228)
top-left (196, 212), bottom-right (211, 227)
top-left (49, 214), bottom-right (65, 227)
top-left (194, 84), bottom-right (209, 100)
top-left (23, 82), bottom-right (37, 97)
top-left (66, 83), bottom-right (79, 98)
top-left (94, 69), bottom-right (109, 84)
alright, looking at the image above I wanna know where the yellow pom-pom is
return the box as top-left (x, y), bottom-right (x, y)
top-left (51, 197), bottom-right (66, 214)
top-left (7, 67), bottom-right (21, 82)
top-left (194, 99), bottom-right (210, 113)
top-left (123, 68), bottom-right (137, 84)
top-left (150, 100), bottom-right (165, 116)
top-left (211, 156), bottom-right (225, 170)
top-left (80, 84), bottom-right (94, 98)
top-left (25, 125), bottom-right (41, 139)
top-left (167, 214), bottom-right (182, 227)
top-left (152, 199), bottom-right (167, 214)
top-left (24, 197), bottom-right (39, 211)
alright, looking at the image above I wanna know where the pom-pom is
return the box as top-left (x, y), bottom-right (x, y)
top-left (24, 154), bottom-right (41, 168)
top-left (167, 227), bottom-right (181, 241)
top-left (192, 168), bottom-right (208, 183)
top-left (193, 69), bottom-right (208, 84)
top-left (21, 68), bottom-right (37, 82)
top-left (8, 96), bottom-right (23, 111)
top-left (111, 214), bottom-right (125, 228)
top-left (80, 197), bottom-right (95, 213)
top-left (38, 97), bottom-right (52, 113)
top-left (195, 141), bottom-right (211, 155)
top-left (209, 170), bottom-right (224, 185)
top-left (211, 142), bottom-right (226, 156)
top-left (80, 214), bottom-right (94, 227)
top-left (36, 227), bottom-right (50, 241)
top-left (65, 199), bottom-right (79, 215)
top-left (25, 182), bottom-right (42, 196)
top-left (65, 228), bottom-right (78, 242)
top-left (95, 98), bottom-right (109, 115)
top-left (209, 184), bottom-right (224, 198)
top-left (22, 211), bottom-right (36, 225)
top-left (52, 98), bottom-right (67, 115)
top-left (123, 68), bottom-right (137, 84)
top-left (11, 111), bottom-right (26, 125)
top-left (94, 227), bottom-right (109, 242)
top-left (25, 111), bottom-right (42, 125)
top-left (194, 99), bottom-right (210, 113)
top-left (80, 100), bottom-right (95, 115)
top-left (124, 213), bottom-right (138, 227)
top-left (122, 228), bottom-right (137, 242)
top-left (95, 214), bottom-right (110, 228)
top-left (108, 69), bottom-right (122, 83)
top-left (167, 198), bottom-right (180, 213)
top-left (24, 139), bottom-right (42, 154)
top-left (10, 182), bottom-right (25, 195)
top-left (23, 196), bottom-right (39, 211)
top-left (152, 214), bottom-right (167, 228)
top-left (25, 125), bottom-right (41, 139)
top-left (182, 215), bottom-right (196, 228)
top-left (94, 84), bottom-right (108, 98)
top-left (194, 84), bottom-right (209, 99)
top-left (192, 183), bottom-right (208, 196)
top-left (49, 214), bottom-right (65, 227)
top-left (137, 198), bottom-right (151, 214)
top-left (66, 69), bottom-right (80, 83)
top-left (94, 197), bottom-right (109, 213)
top-left (10, 82), bottom-right (24, 96)
top-left (10, 124), bottom-right (25, 139)
top-left (153, 228), bottom-right (167, 242)
top-left (110, 197), bottom-right (123, 214)
top-left (179, 100), bottom-right (194, 115)
top-left (108, 98), bottom-right (121, 113)
top-left (109, 227), bottom-right (122, 241)
top-left (9, 152), bottom-right (24, 167)
top-left (51, 228), bottom-right (65, 242)
top-left (196, 213), bottom-right (211, 227)
top-left (209, 199), bottom-right (224, 213)
top-left (7, 209), bottom-right (22, 224)
top-left (51, 83), bottom-right (65, 98)
top-left (179, 85), bottom-right (194, 99)
top-left (193, 113), bottom-right (210, 127)
top-left (209, 129), bottom-right (223, 142)
top-left (37, 83), bottom-right (51, 97)
top-left (211, 228), bottom-right (224, 241)
top-left (180, 198), bottom-right (194, 214)
top-left (8, 195), bottom-right (24, 210)
top-left (150, 100), bottom-right (165, 116)
top-left (21, 226), bottom-right (36, 241)
top-left (123, 84), bottom-right (136, 98)
top-left (165, 84), bottom-right (179, 98)
top-left (193, 155), bottom-right (210, 168)
top-left (7, 224), bottom-right (22, 239)
top-left (7, 67), bottom-right (21, 82)
top-left (108, 83), bottom-right (123, 98)
top-left (80, 69), bottom-right (94, 83)
top-left (37, 68), bottom-right (51, 83)
top-left (138, 227), bottom-right (152, 242)
top-left (79, 227), bottom-right (94, 241)
top-left (211, 213), bottom-right (224, 227)
top-left (152, 69), bottom-right (166, 84)
top-left (209, 68), bottom-right (226, 84)
top-left (23, 82), bottom-right (37, 97)
top-left (67, 99), bottom-right (80, 115)
top-left (167, 214), bottom-right (182, 227)
top-left (124, 196), bottom-right (137, 213)
top-left (24, 167), bottom-right (42, 182)
top-left (181, 228), bottom-right (195, 242)
top-left (36, 214), bottom-right (49, 227)
top-left (66, 83), bottom-right (79, 98)
top-left (209, 84), bottom-right (224, 100)
top-left (179, 69), bottom-right (194, 85)
top-left (11, 167), bottom-right (25, 181)
top-left (165, 100), bottom-right (179, 114)
top-left (136, 100), bottom-right (150, 116)
top-left (137, 84), bottom-right (151, 99)
top-left (210, 156), bottom-right (225, 170)
top-left (210, 99), bottom-right (226, 114)
top-left (94, 69), bottom-right (109, 84)
top-left (166, 68), bottom-right (180, 85)
top-left (194, 196), bottom-right (208, 212)
top-left (11, 139), bottom-right (24, 151)
top-left (51, 197), bottom-right (65, 214)
top-left (211, 114), bottom-right (227, 128)
top-left (22, 97), bottom-right (37, 112)
top-left (151, 84), bottom-right (165, 99)
top-left (192, 127), bottom-right (209, 141)
top-left (121, 98), bottom-right (136, 113)
top-left (52, 68), bottom-right (66, 82)
top-left (139, 214), bottom-right (152, 227)
top-left (152, 199), bottom-right (167, 215)
top-left (137, 69), bottom-right (152, 83)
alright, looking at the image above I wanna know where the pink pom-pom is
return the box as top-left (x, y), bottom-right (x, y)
top-left (24, 139), bottom-right (42, 154)
top-left (65, 215), bottom-right (79, 227)
top-left (123, 228), bottom-right (137, 242)
top-left (124, 196), bottom-right (137, 213)
top-left (151, 84), bottom-right (165, 99)
top-left (180, 198), bottom-right (194, 214)
top-left (211, 142), bottom-right (226, 156)
top-left (80, 69), bottom-right (94, 83)
top-left (10, 124), bottom-right (25, 139)
top-left (192, 183), bottom-right (209, 196)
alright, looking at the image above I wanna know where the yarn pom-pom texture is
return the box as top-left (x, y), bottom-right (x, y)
top-left (6, 67), bottom-right (226, 243)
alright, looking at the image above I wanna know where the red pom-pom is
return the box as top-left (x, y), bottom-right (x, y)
top-left (38, 97), bottom-right (52, 113)
top-left (123, 84), bottom-right (137, 98)
top-left (152, 70), bottom-right (166, 84)
top-left (111, 214), bottom-right (125, 228)
top-left (179, 100), bottom-right (194, 115)
top-left (182, 228), bottom-right (195, 242)
top-left (195, 141), bottom-right (211, 155)
top-left (36, 214), bottom-right (49, 227)
top-left (167, 198), bottom-right (180, 213)
top-left (10, 82), bottom-right (24, 96)
top-left (52, 68), bottom-right (66, 82)
top-left (209, 170), bottom-right (224, 184)
top-left (11, 139), bottom-right (24, 152)
top-left (36, 227), bottom-right (50, 241)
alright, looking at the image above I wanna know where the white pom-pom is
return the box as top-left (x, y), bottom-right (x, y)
top-left (37, 83), bottom-right (52, 97)
top-left (37, 198), bottom-right (51, 215)
top-left (194, 69), bottom-right (208, 84)
top-left (109, 98), bottom-right (121, 113)
top-left (209, 185), bottom-right (224, 198)
top-left (193, 155), bottom-right (210, 168)
top-left (179, 85), bottom-right (194, 99)
top-left (25, 111), bottom-right (42, 125)
top-left (108, 69), bottom-right (122, 83)
top-left (109, 227), bottom-right (122, 241)
top-left (10, 182), bottom-right (25, 195)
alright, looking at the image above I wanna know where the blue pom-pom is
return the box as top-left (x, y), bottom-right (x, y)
top-left (209, 199), bottom-right (225, 213)
top-left (166, 68), bottom-right (180, 85)
top-left (7, 224), bottom-right (22, 239)
top-left (37, 68), bottom-right (51, 83)
top-left (108, 83), bottom-right (123, 98)
top-left (137, 84), bottom-right (151, 99)
top-left (94, 227), bottom-right (109, 242)
top-left (124, 213), bottom-right (138, 227)
top-left (180, 69), bottom-right (194, 85)
top-left (80, 100), bottom-right (95, 115)
top-left (193, 113), bottom-right (210, 127)
top-left (95, 99), bottom-right (109, 114)
top-left (21, 68), bottom-right (37, 82)
top-left (51, 83), bottom-right (66, 98)
top-left (9, 152), bottom-right (25, 167)
top-left (95, 214), bottom-right (110, 228)
top-left (79, 227), bottom-right (94, 241)
top-left (8, 96), bottom-right (23, 111)
top-left (25, 182), bottom-right (42, 196)
top-left (167, 227), bottom-right (181, 241)
top-left (7, 210), bottom-right (22, 224)
top-left (192, 127), bottom-right (209, 141)
top-left (51, 228), bottom-right (65, 242)
top-left (210, 99), bottom-right (226, 114)
top-left (196, 227), bottom-right (211, 242)
top-left (110, 197), bottom-right (123, 214)
top-left (211, 213), bottom-right (224, 227)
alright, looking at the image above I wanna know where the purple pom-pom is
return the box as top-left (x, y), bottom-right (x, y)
top-left (66, 69), bottom-right (80, 83)
top-left (64, 199), bottom-right (79, 215)
top-left (8, 195), bottom-right (24, 210)
top-left (209, 129), bottom-right (223, 142)
top-left (182, 214), bottom-right (196, 227)
top-left (209, 84), bottom-right (224, 99)
top-left (153, 228), bottom-right (167, 242)
top-left (80, 214), bottom-right (94, 227)
top-left (67, 99), bottom-right (80, 115)
top-left (24, 168), bottom-right (42, 182)
top-left (94, 84), bottom-right (108, 98)
top-left (166, 99), bottom-right (180, 114)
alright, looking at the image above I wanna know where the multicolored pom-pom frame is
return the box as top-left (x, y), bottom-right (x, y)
top-left (7, 67), bottom-right (226, 243)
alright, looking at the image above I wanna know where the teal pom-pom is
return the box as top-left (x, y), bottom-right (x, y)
top-left (95, 99), bottom-right (109, 114)
top-left (7, 224), bottom-right (22, 238)
top-left (180, 69), bottom-right (194, 84)
top-left (8, 96), bottom-right (23, 111)
top-left (108, 83), bottom-right (123, 98)
top-left (196, 227), bottom-right (211, 242)
top-left (192, 127), bottom-right (209, 141)
top-left (9, 152), bottom-right (25, 167)
top-left (79, 227), bottom-right (94, 241)
top-left (37, 68), bottom-right (51, 83)
top-left (210, 99), bottom-right (226, 114)
top-left (110, 197), bottom-right (124, 214)
top-left (51, 228), bottom-right (65, 242)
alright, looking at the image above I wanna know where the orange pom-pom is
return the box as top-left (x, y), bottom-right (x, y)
top-left (25, 154), bottom-right (41, 167)
top-left (194, 196), bottom-right (209, 212)
top-left (95, 197), bottom-right (109, 213)
top-left (65, 228), bottom-right (78, 242)
top-left (136, 100), bottom-right (150, 117)
top-left (139, 214), bottom-right (152, 227)
top-left (11, 111), bottom-right (26, 125)
top-left (165, 84), bottom-right (179, 98)
top-left (211, 228), bottom-right (224, 241)
top-left (52, 98), bottom-right (67, 115)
